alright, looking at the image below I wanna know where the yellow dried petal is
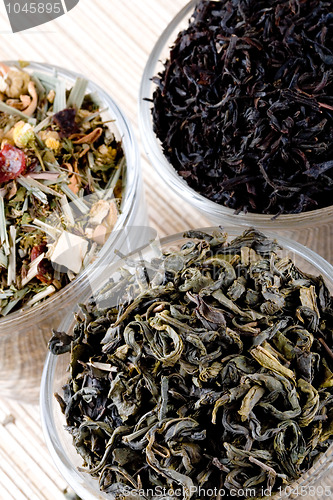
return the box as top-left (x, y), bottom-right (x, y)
top-left (109, 147), bottom-right (117, 160)
top-left (47, 89), bottom-right (56, 103)
top-left (45, 137), bottom-right (61, 151)
top-left (39, 130), bottom-right (61, 151)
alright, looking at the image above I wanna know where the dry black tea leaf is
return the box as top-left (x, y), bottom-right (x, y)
top-left (151, 0), bottom-right (333, 215)
top-left (50, 229), bottom-right (333, 499)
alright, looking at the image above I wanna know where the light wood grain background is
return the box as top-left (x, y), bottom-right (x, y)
top-left (0, 1), bottom-right (331, 499)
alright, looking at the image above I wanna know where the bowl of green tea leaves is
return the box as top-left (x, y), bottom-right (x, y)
top-left (139, 0), bottom-right (333, 245)
top-left (0, 61), bottom-right (143, 402)
top-left (43, 228), bottom-right (333, 500)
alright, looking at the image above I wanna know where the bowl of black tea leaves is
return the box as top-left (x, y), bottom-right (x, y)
top-left (139, 0), bottom-right (333, 262)
top-left (42, 227), bottom-right (333, 500)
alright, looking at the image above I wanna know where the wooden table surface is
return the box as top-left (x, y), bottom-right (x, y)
top-left (0, 1), bottom-right (331, 499)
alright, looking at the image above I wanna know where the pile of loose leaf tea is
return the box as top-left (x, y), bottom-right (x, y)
top-left (0, 62), bottom-right (125, 315)
top-left (151, 0), bottom-right (333, 215)
top-left (50, 229), bottom-right (333, 499)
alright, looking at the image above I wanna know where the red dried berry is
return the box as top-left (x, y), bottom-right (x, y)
top-left (31, 243), bottom-right (53, 283)
top-left (0, 144), bottom-right (26, 183)
top-left (30, 243), bottom-right (47, 262)
top-left (37, 258), bottom-right (54, 284)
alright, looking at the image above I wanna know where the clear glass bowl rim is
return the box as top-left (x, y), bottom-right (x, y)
top-left (138, 0), bottom-right (333, 229)
top-left (41, 226), bottom-right (333, 500)
top-left (0, 60), bottom-right (141, 327)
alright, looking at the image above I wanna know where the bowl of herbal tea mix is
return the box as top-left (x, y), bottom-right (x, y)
top-left (0, 61), bottom-right (146, 402)
top-left (41, 227), bottom-right (333, 500)
top-left (139, 0), bottom-right (333, 259)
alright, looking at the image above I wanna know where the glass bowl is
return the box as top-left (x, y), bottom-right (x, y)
top-left (0, 61), bottom-right (150, 403)
top-left (138, 0), bottom-right (333, 263)
top-left (41, 227), bottom-right (333, 500)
